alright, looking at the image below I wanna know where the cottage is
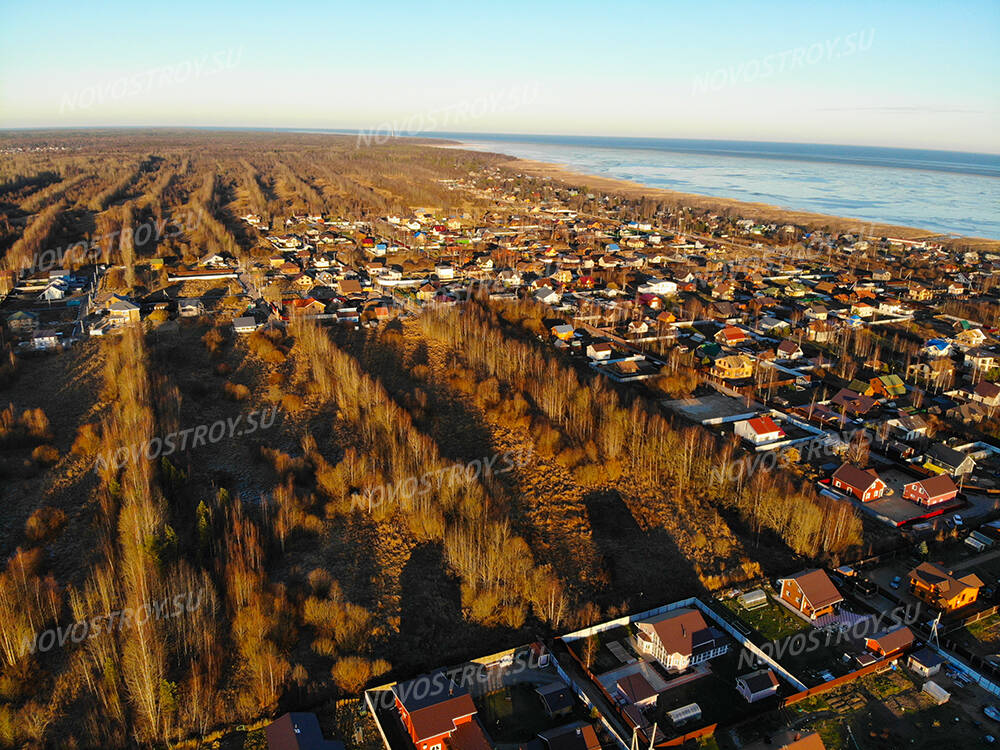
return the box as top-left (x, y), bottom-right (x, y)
top-left (634, 608), bottom-right (728, 672)
top-left (31, 328), bottom-right (60, 351)
top-left (908, 562), bottom-right (982, 612)
top-left (6, 310), bottom-right (39, 334)
top-left (586, 342), bottom-right (613, 361)
top-left (864, 626), bottom-right (914, 658)
top-left (233, 316), bottom-right (259, 334)
top-left (711, 354), bottom-right (754, 380)
top-left (715, 326), bottom-right (748, 346)
top-left (831, 463), bottom-right (887, 502)
top-left (924, 443), bottom-right (975, 476)
top-left (829, 388), bottom-right (876, 416)
top-left (265, 712), bottom-right (344, 750)
top-left (970, 380), bottom-right (1000, 409)
top-left (903, 474), bottom-right (959, 506)
top-left (867, 375), bottom-right (906, 399)
top-left (108, 298), bottom-right (141, 325)
top-left (777, 569), bottom-right (843, 620)
top-left (615, 673), bottom-right (658, 706)
top-left (392, 674), bottom-right (490, 750)
top-left (777, 340), bottom-right (804, 360)
top-left (907, 648), bottom-right (943, 678)
top-left (736, 669), bottom-right (780, 703)
top-left (734, 416), bottom-right (785, 445)
top-left (177, 298), bottom-right (205, 317)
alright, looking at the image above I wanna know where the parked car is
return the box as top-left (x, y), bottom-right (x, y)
top-left (983, 705), bottom-right (1000, 722)
top-left (890, 575), bottom-right (903, 590)
top-left (954, 514), bottom-right (965, 527)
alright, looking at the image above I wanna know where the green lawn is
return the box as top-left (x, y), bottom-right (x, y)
top-left (722, 595), bottom-right (809, 641)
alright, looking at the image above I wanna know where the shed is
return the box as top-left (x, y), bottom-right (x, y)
top-left (908, 648), bottom-right (943, 678)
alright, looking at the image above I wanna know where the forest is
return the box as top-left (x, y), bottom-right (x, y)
top-left (0, 130), bottom-right (867, 749)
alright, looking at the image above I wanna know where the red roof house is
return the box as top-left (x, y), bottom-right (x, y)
top-left (778, 569), bottom-right (843, 621)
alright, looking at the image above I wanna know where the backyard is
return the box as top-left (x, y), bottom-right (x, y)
top-left (722, 592), bottom-right (809, 641)
top-left (477, 683), bottom-right (583, 743)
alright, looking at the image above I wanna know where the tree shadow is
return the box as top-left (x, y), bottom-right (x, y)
top-left (583, 489), bottom-right (706, 611)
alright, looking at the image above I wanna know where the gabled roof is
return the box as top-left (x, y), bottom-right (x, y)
top-left (392, 675), bottom-right (477, 742)
top-left (638, 608), bottom-right (715, 658)
top-left (781, 569), bottom-right (843, 610)
top-left (738, 668), bottom-right (779, 694)
top-left (746, 416), bottom-right (783, 436)
top-left (909, 562), bottom-right (983, 600)
top-left (906, 473), bottom-right (957, 499)
top-left (832, 463), bottom-right (883, 493)
top-left (866, 625), bottom-right (913, 654)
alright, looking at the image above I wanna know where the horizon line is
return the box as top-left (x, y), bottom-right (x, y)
top-left (1, 124), bottom-right (998, 158)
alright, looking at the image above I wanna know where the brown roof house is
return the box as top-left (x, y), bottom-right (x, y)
top-left (908, 562), bottom-right (983, 612)
top-left (778, 569), bottom-right (843, 621)
top-left (831, 463), bottom-right (887, 502)
top-left (392, 674), bottom-right (491, 750)
top-left (635, 608), bottom-right (728, 672)
top-left (265, 713), bottom-right (344, 750)
top-left (864, 626), bottom-right (914, 658)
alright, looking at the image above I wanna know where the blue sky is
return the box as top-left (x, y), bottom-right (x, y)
top-left (1, 0), bottom-right (998, 152)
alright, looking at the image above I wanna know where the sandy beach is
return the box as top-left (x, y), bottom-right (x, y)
top-left (431, 143), bottom-right (1000, 252)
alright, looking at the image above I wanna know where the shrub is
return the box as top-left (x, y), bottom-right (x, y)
top-left (224, 382), bottom-right (250, 401)
top-left (31, 445), bottom-right (59, 466)
top-left (25, 507), bottom-right (67, 543)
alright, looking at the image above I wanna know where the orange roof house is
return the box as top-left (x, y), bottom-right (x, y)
top-left (778, 569), bottom-right (843, 621)
top-left (908, 562), bottom-right (982, 612)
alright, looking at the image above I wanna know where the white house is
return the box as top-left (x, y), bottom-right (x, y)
top-left (634, 608), bottom-right (728, 672)
top-left (587, 342), bottom-right (613, 361)
top-left (736, 669), bottom-right (780, 703)
top-left (233, 316), bottom-right (259, 334)
top-left (734, 416), bottom-right (785, 445)
top-left (637, 278), bottom-right (677, 295)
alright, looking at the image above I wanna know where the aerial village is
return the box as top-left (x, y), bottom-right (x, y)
top-left (4, 165), bottom-right (1000, 750)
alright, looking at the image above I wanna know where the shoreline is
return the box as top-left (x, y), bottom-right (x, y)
top-left (431, 143), bottom-right (1000, 251)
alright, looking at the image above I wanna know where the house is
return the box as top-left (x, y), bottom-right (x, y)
top-left (903, 474), bottom-right (959, 506)
top-left (108, 299), bottom-right (141, 325)
top-left (954, 328), bottom-right (987, 349)
top-left (922, 338), bottom-right (952, 358)
top-left (970, 380), bottom-right (1000, 409)
top-left (867, 375), bottom-right (906, 399)
top-left (734, 416), bottom-right (785, 445)
top-left (265, 712), bottom-right (344, 750)
top-left (550, 324), bottom-right (575, 341)
top-left (831, 463), bottom-right (887, 502)
top-left (586, 342), bottom-right (613, 361)
top-left (711, 354), bottom-right (754, 380)
top-left (233, 316), bottom-right (259, 334)
top-left (392, 674), bottom-right (490, 750)
top-left (177, 298), bottom-right (205, 317)
top-left (864, 626), bottom-right (914, 658)
top-left (634, 608), bottom-right (728, 672)
top-left (777, 340), bottom-right (804, 360)
top-left (637, 278), bottom-right (677, 295)
top-left (924, 443), bottom-right (975, 476)
top-left (31, 328), bottom-right (60, 351)
top-left (6, 310), bottom-right (39, 334)
top-left (338, 279), bottom-right (363, 296)
top-left (736, 669), bottom-right (780, 703)
top-left (806, 320), bottom-right (836, 343)
top-left (966, 349), bottom-right (998, 373)
top-left (715, 326), bottom-right (748, 346)
top-left (535, 682), bottom-right (574, 719)
top-left (777, 569), bottom-right (843, 620)
top-left (829, 388), bottom-right (876, 416)
top-left (615, 673), bottom-right (658, 707)
top-left (908, 562), bottom-right (982, 612)
top-left (887, 414), bottom-right (928, 442)
top-left (534, 286), bottom-right (561, 305)
top-left (772, 730), bottom-right (827, 750)
top-left (907, 648), bottom-right (943, 678)
top-left (537, 722), bottom-right (601, 750)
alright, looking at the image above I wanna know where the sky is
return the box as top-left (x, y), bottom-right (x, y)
top-left (1, 0), bottom-right (998, 153)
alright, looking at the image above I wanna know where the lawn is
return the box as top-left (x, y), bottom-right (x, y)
top-left (722, 595), bottom-right (809, 642)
